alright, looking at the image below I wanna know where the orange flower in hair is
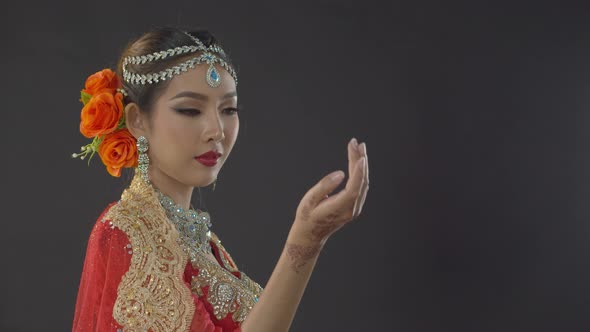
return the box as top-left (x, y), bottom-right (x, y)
top-left (82, 68), bottom-right (120, 96)
top-left (79, 91), bottom-right (124, 138)
top-left (73, 68), bottom-right (130, 176)
top-left (98, 128), bottom-right (138, 177)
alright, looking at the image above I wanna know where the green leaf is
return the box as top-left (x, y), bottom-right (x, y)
top-left (116, 115), bottom-right (126, 130)
top-left (80, 91), bottom-right (92, 105)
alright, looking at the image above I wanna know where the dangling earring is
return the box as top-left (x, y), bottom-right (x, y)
top-left (212, 179), bottom-right (217, 192)
top-left (137, 136), bottom-right (150, 183)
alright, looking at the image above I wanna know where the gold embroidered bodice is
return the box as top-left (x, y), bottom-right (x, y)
top-left (104, 173), bottom-right (263, 331)
top-left (191, 233), bottom-right (263, 322)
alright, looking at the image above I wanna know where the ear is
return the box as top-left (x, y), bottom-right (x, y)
top-left (124, 102), bottom-right (149, 138)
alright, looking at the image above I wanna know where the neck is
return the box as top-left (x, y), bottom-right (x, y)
top-left (147, 168), bottom-right (193, 210)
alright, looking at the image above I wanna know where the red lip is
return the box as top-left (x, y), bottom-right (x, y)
top-left (195, 150), bottom-right (222, 167)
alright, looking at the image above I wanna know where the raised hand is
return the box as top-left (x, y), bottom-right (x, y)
top-left (292, 138), bottom-right (370, 245)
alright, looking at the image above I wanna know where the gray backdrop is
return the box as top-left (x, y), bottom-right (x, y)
top-left (2, 0), bottom-right (590, 331)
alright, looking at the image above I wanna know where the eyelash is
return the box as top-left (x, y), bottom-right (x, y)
top-left (223, 107), bottom-right (240, 115)
top-left (176, 108), bottom-right (200, 116)
top-left (175, 108), bottom-right (240, 116)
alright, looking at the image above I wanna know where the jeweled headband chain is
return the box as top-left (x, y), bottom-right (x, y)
top-left (121, 31), bottom-right (237, 88)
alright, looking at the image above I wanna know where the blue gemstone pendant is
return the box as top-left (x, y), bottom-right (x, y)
top-left (206, 65), bottom-right (221, 88)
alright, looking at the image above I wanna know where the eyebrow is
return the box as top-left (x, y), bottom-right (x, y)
top-left (169, 91), bottom-right (237, 101)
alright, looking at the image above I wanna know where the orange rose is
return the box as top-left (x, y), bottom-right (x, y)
top-left (82, 69), bottom-right (120, 95)
top-left (98, 128), bottom-right (138, 177)
top-left (80, 92), bottom-right (124, 138)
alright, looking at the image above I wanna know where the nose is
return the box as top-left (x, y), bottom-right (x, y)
top-left (203, 110), bottom-right (225, 143)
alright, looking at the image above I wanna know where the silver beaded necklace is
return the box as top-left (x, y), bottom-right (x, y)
top-left (156, 189), bottom-right (213, 256)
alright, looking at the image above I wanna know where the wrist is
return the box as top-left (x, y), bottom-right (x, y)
top-left (284, 223), bottom-right (325, 273)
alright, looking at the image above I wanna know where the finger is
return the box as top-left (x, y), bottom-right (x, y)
top-left (348, 138), bottom-right (361, 179)
top-left (314, 149), bottom-right (365, 221)
top-left (355, 142), bottom-right (369, 214)
top-left (354, 177), bottom-right (369, 217)
top-left (360, 143), bottom-right (369, 181)
top-left (358, 146), bottom-right (369, 213)
top-left (351, 143), bottom-right (369, 217)
top-left (314, 161), bottom-right (365, 223)
top-left (357, 184), bottom-right (369, 215)
top-left (349, 141), bottom-right (367, 186)
top-left (321, 160), bottom-right (364, 222)
top-left (345, 157), bottom-right (365, 197)
top-left (351, 158), bottom-right (367, 217)
top-left (315, 159), bottom-right (363, 212)
top-left (302, 170), bottom-right (346, 208)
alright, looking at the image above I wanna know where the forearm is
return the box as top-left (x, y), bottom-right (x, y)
top-left (241, 139), bottom-right (369, 331)
top-left (240, 227), bottom-right (325, 332)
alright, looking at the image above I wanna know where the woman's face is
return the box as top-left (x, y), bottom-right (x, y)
top-left (145, 63), bottom-right (239, 188)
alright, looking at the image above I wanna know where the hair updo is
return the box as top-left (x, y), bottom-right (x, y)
top-left (115, 26), bottom-right (235, 118)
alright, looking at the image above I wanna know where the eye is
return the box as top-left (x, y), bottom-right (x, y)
top-left (175, 108), bottom-right (201, 116)
top-left (223, 107), bottom-right (240, 115)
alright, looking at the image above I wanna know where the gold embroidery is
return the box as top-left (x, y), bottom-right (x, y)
top-left (212, 235), bottom-right (263, 297)
top-left (105, 173), bottom-right (195, 332)
top-left (240, 272), bottom-right (264, 297)
top-left (189, 236), bottom-right (263, 323)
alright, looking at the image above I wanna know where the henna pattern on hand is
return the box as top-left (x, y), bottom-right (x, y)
top-left (297, 193), bottom-right (354, 243)
top-left (310, 215), bottom-right (338, 242)
top-left (309, 207), bottom-right (350, 242)
top-left (286, 243), bottom-right (322, 273)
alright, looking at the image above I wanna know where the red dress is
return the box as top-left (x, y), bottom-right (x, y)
top-left (73, 187), bottom-right (263, 332)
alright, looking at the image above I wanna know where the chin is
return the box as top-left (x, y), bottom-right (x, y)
top-left (185, 174), bottom-right (217, 188)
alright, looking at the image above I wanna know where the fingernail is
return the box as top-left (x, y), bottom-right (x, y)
top-left (351, 138), bottom-right (358, 148)
top-left (330, 171), bottom-right (345, 182)
top-left (361, 143), bottom-right (367, 155)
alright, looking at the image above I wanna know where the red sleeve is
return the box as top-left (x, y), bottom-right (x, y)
top-left (72, 203), bottom-right (131, 332)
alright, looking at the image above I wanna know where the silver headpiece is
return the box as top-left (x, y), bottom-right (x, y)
top-left (121, 31), bottom-right (237, 88)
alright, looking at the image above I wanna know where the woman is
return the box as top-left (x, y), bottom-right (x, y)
top-left (71, 26), bottom-right (369, 332)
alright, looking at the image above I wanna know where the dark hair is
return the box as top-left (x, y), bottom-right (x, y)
top-left (115, 26), bottom-right (234, 118)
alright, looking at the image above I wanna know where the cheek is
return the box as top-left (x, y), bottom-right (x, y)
top-left (170, 121), bottom-right (198, 143)
top-left (224, 118), bottom-right (239, 147)
top-left (153, 113), bottom-right (196, 154)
